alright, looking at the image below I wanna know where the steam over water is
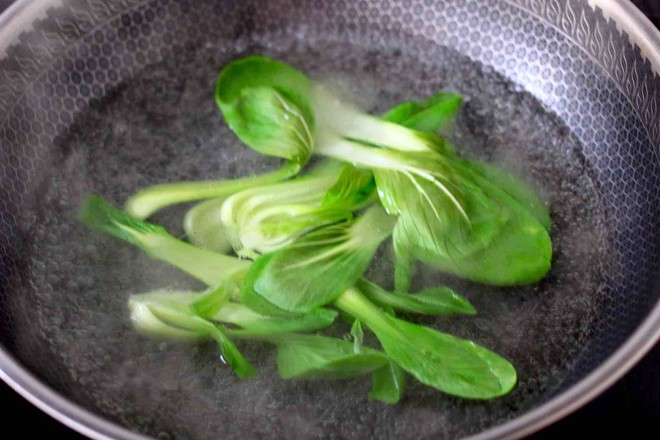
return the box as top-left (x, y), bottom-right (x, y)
top-left (7, 33), bottom-right (607, 439)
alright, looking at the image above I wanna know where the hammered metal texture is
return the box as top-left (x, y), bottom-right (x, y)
top-left (0, 0), bottom-right (658, 439)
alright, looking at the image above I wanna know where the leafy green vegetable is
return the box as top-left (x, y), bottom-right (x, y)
top-left (315, 131), bottom-right (550, 285)
top-left (392, 225), bottom-right (415, 292)
top-left (321, 164), bottom-right (375, 210)
top-left (357, 278), bottom-right (476, 316)
top-left (382, 98), bottom-right (553, 284)
top-left (129, 291), bottom-right (255, 378)
top-left (183, 197), bottom-right (232, 254)
top-left (190, 276), bottom-right (240, 319)
top-left (238, 253), bottom-right (303, 318)
top-left (215, 303), bottom-right (337, 335)
top-left (153, 306), bottom-right (255, 378)
top-left (383, 95), bottom-right (549, 234)
top-left (213, 332), bottom-right (257, 378)
top-left (382, 92), bottom-right (463, 132)
top-left (369, 360), bottom-right (406, 404)
top-left (248, 205), bottom-right (396, 312)
top-left (372, 151), bottom-right (551, 285)
top-left (335, 288), bottom-right (516, 399)
top-left (274, 334), bottom-right (388, 380)
top-left (312, 84), bottom-right (444, 154)
top-left (79, 196), bottom-right (250, 286)
top-left (350, 319), bottom-right (364, 353)
top-left (79, 55), bottom-right (558, 403)
top-left (216, 57), bottom-right (550, 285)
top-left (129, 293), bottom-right (203, 341)
top-left (211, 162), bottom-right (375, 258)
top-left (125, 162), bottom-right (297, 220)
top-left (216, 56), bottom-right (315, 167)
top-left (467, 160), bottom-right (551, 230)
top-left (219, 163), bottom-right (344, 256)
top-left (130, 288), bottom-right (335, 337)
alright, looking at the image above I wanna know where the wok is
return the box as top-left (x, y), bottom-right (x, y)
top-left (0, 0), bottom-right (658, 438)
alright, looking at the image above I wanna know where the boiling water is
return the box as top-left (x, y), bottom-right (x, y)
top-left (7, 33), bottom-right (607, 439)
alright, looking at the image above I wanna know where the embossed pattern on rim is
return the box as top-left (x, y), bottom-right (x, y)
top-left (504, 0), bottom-right (660, 159)
top-left (0, 1), bottom-right (658, 439)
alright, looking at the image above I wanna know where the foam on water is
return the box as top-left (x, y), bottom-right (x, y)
top-left (6, 33), bottom-right (607, 439)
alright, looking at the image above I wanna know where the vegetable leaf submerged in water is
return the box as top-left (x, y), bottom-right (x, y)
top-left (335, 288), bottom-right (516, 399)
top-left (216, 56), bottom-right (316, 168)
top-left (215, 56), bottom-right (552, 285)
top-left (274, 334), bottom-right (388, 380)
top-left (78, 54), bottom-right (557, 405)
top-left (357, 278), bottom-right (476, 316)
top-left (79, 196), bottom-right (250, 286)
top-left (382, 92), bottom-right (463, 133)
top-left (246, 205), bottom-right (396, 313)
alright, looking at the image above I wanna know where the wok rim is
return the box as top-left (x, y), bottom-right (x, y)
top-left (0, 0), bottom-right (658, 438)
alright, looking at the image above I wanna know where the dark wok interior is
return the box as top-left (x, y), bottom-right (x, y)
top-left (0, 1), bottom-right (658, 438)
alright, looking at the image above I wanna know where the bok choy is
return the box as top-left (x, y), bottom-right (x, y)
top-left (79, 55), bottom-right (554, 404)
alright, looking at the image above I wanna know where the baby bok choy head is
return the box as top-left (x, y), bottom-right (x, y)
top-left (76, 54), bottom-right (556, 405)
top-left (182, 161), bottom-right (375, 258)
top-left (334, 288), bottom-right (516, 399)
top-left (217, 162), bottom-right (374, 257)
top-left (241, 204), bottom-right (396, 314)
top-left (215, 56), bottom-right (316, 169)
top-left (216, 55), bottom-right (552, 286)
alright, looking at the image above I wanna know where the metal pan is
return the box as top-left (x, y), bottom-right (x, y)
top-left (0, 0), bottom-right (658, 438)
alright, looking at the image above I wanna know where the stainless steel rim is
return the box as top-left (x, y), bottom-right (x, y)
top-left (0, 1), bottom-right (658, 439)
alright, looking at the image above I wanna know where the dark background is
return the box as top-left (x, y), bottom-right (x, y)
top-left (0, 0), bottom-right (657, 438)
